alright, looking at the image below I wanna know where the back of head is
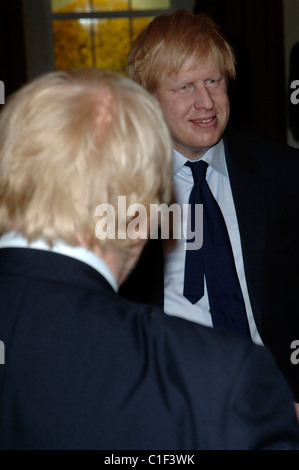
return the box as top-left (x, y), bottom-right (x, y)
top-left (0, 69), bottom-right (172, 249)
top-left (127, 9), bottom-right (236, 92)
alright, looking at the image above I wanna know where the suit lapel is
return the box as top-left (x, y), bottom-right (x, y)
top-left (223, 129), bottom-right (267, 331)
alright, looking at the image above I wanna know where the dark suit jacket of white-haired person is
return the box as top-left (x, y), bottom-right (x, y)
top-left (0, 243), bottom-right (298, 449)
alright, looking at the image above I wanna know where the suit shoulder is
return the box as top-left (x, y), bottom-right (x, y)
top-left (149, 310), bottom-right (255, 366)
top-left (225, 127), bottom-right (299, 163)
top-left (116, 296), bottom-right (251, 360)
top-left (224, 127), bottom-right (299, 193)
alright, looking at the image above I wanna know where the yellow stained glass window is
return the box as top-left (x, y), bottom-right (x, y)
top-left (51, 0), bottom-right (170, 72)
top-left (51, 0), bottom-right (170, 12)
top-left (51, 0), bottom-right (130, 12)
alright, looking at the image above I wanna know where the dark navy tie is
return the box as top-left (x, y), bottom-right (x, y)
top-left (183, 160), bottom-right (251, 338)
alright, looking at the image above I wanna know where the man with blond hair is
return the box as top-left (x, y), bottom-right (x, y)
top-left (0, 69), bottom-right (299, 450)
top-left (122, 10), bottom-right (299, 415)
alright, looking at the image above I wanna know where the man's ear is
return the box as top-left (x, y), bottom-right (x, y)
top-left (76, 232), bottom-right (90, 248)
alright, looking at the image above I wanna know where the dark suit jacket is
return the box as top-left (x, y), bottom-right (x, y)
top-left (120, 128), bottom-right (299, 402)
top-left (0, 247), bottom-right (299, 450)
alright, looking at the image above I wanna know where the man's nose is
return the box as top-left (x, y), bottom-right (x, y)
top-left (193, 85), bottom-right (214, 109)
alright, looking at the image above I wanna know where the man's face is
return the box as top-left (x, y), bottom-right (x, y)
top-left (155, 55), bottom-right (230, 160)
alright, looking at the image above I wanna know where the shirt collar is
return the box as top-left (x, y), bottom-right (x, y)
top-left (173, 139), bottom-right (227, 177)
top-left (0, 231), bottom-right (118, 292)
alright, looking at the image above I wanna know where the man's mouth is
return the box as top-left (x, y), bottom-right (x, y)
top-left (190, 116), bottom-right (216, 126)
top-left (191, 117), bottom-right (214, 123)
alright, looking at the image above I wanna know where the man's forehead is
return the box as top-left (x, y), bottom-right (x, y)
top-left (178, 53), bottom-right (220, 73)
top-left (163, 56), bottom-right (222, 81)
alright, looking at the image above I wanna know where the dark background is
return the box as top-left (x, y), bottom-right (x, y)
top-left (193, 0), bottom-right (286, 143)
top-left (0, 1), bottom-right (27, 99)
top-left (0, 0), bottom-right (293, 144)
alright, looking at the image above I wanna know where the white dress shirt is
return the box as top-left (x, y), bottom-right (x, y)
top-left (163, 139), bottom-right (263, 346)
top-left (0, 231), bottom-right (118, 292)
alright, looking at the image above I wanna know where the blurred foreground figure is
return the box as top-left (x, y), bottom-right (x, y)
top-left (0, 70), bottom-right (298, 450)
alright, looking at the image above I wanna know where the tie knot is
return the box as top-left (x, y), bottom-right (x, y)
top-left (185, 160), bottom-right (208, 182)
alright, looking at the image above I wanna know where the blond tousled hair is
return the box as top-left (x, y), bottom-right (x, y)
top-left (0, 69), bottom-right (173, 248)
top-left (127, 10), bottom-right (236, 92)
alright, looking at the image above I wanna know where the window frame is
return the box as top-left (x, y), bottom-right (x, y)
top-left (22, 0), bottom-right (193, 78)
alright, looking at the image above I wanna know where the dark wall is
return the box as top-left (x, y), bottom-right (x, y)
top-left (194, 0), bottom-right (286, 144)
top-left (0, 0), bottom-right (27, 102)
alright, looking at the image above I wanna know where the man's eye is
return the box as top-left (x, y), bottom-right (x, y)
top-left (181, 85), bottom-right (189, 90)
top-left (207, 79), bottom-right (216, 84)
